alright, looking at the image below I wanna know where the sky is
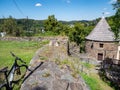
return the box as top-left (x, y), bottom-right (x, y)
top-left (0, 0), bottom-right (117, 21)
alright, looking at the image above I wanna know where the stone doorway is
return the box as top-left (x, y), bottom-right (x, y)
top-left (98, 53), bottom-right (103, 60)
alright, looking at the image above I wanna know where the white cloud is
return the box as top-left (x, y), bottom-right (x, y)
top-left (103, 8), bottom-right (107, 10)
top-left (109, 0), bottom-right (117, 4)
top-left (104, 12), bottom-right (110, 15)
top-left (35, 3), bottom-right (42, 7)
top-left (66, 0), bottom-right (71, 3)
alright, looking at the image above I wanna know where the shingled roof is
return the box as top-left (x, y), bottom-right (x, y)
top-left (85, 17), bottom-right (115, 41)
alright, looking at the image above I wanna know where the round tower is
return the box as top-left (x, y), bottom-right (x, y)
top-left (85, 17), bottom-right (118, 60)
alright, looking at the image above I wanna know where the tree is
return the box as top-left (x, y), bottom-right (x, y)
top-left (44, 15), bottom-right (62, 34)
top-left (2, 16), bottom-right (18, 36)
top-left (60, 24), bottom-right (71, 36)
top-left (112, 0), bottom-right (120, 39)
top-left (68, 23), bottom-right (86, 52)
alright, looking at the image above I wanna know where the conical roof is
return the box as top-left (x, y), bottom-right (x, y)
top-left (85, 17), bottom-right (115, 41)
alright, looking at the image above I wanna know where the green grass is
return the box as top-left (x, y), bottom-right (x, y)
top-left (0, 40), bottom-right (48, 90)
top-left (81, 73), bottom-right (102, 90)
top-left (80, 72), bottom-right (114, 90)
top-left (81, 62), bottom-right (94, 68)
top-left (0, 40), bottom-right (48, 69)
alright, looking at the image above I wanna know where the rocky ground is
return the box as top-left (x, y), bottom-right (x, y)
top-left (20, 43), bottom-right (90, 90)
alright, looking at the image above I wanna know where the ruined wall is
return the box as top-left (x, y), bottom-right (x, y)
top-left (0, 37), bottom-right (68, 46)
top-left (85, 40), bottom-right (118, 60)
top-left (0, 37), bottom-right (68, 42)
top-left (100, 59), bottom-right (120, 88)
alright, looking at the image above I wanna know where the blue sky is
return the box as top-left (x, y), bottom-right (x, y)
top-left (0, 0), bottom-right (117, 21)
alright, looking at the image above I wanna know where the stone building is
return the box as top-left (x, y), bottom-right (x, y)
top-left (85, 17), bottom-right (119, 60)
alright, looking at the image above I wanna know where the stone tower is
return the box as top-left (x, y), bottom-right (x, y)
top-left (85, 17), bottom-right (118, 60)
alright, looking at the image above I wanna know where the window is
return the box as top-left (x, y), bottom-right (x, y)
top-left (99, 43), bottom-right (103, 48)
top-left (91, 43), bottom-right (93, 48)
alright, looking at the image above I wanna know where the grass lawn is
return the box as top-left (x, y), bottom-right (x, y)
top-left (0, 40), bottom-right (48, 69)
top-left (80, 73), bottom-right (114, 90)
top-left (0, 40), bottom-right (48, 89)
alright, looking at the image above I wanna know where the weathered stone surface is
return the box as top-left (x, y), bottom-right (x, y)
top-left (69, 83), bottom-right (83, 90)
top-left (20, 41), bottom-right (89, 90)
top-left (21, 61), bottom-right (89, 90)
top-left (85, 40), bottom-right (118, 60)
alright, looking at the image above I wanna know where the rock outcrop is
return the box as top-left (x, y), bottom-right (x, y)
top-left (20, 43), bottom-right (89, 90)
top-left (21, 61), bottom-right (89, 90)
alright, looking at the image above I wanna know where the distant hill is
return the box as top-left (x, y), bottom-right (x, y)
top-left (59, 20), bottom-right (89, 25)
top-left (0, 18), bottom-right (99, 28)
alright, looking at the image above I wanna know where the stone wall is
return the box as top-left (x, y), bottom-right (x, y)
top-left (85, 40), bottom-right (118, 60)
top-left (0, 36), bottom-right (67, 41)
top-left (68, 42), bottom-right (80, 55)
top-left (0, 36), bottom-right (68, 46)
top-left (100, 59), bottom-right (120, 88)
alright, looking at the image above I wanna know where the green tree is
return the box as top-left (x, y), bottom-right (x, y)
top-left (68, 22), bottom-right (93, 53)
top-left (2, 16), bottom-right (18, 36)
top-left (61, 24), bottom-right (71, 36)
top-left (44, 15), bottom-right (63, 34)
top-left (68, 23), bottom-right (86, 52)
top-left (112, 0), bottom-right (120, 39)
top-left (69, 23), bottom-right (85, 44)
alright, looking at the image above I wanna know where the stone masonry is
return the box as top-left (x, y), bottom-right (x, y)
top-left (85, 40), bottom-right (118, 60)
